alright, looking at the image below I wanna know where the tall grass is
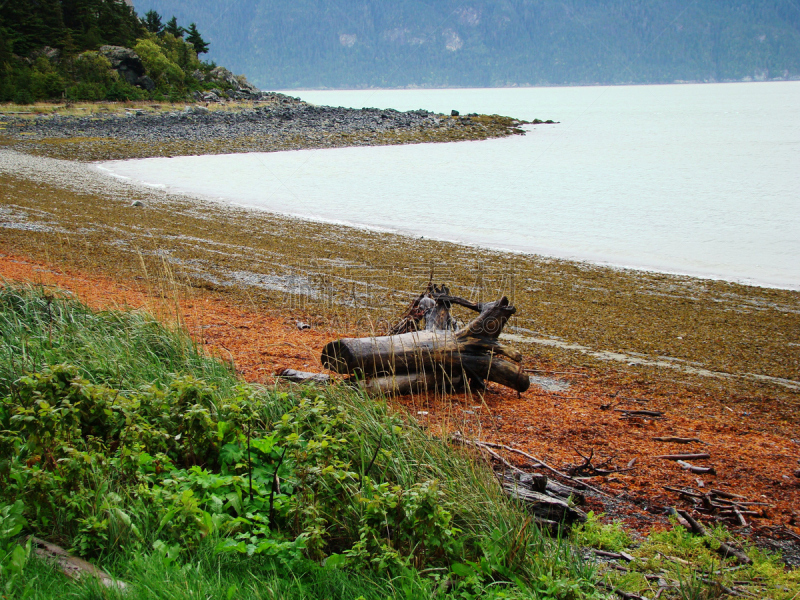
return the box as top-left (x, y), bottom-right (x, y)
top-left (20, 549), bottom-right (443, 600)
top-left (0, 283), bottom-right (235, 398)
top-left (0, 284), bottom-right (601, 598)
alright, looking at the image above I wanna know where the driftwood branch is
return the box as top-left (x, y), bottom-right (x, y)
top-left (449, 434), bottom-right (587, 526)
top-left (452, 433), bottom-right (613, 498)
top-left (675, 509), bottom-right (752, 565)
top-left (657, 453), bottom-right (711, 461)
top-left (276, 368), bottom-right (331, 384)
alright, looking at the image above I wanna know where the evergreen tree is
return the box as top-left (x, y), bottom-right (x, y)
top-left (142, 10), bottom-right (163, 35)
top-left (185, 23), bottom-right (209, 55)
top-left (0, 0), bottom-right (65, 55)
top-left (164, 16), bottom-right (184, 38)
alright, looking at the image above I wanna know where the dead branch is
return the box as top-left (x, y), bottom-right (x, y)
top-left (456, 436), bottom-right (614, 498)
top-left (657, 453), bottom-right (711, 461)
top-left (675, 510), bottom-right (753, 565)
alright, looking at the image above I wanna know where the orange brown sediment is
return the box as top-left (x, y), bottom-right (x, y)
top-left (0, 252), bottom-right (330, 381)
top-left (1, 251), bottom-right (798, 540)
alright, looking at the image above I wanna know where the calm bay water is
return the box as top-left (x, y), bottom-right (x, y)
top-left (99, 83), bottom-right (800, 290)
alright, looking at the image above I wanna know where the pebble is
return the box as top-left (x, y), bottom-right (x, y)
top-left (4, 93), bottom-right (452, 148)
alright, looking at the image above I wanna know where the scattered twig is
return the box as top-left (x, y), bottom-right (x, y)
top-left (592, 548), bottom-right (635, 562)
top-left (676, 460), bottom-right (716, 475)
top-left (711, 489), bottom-right (746, 500)
top-left (733, 508), bottom-right (748, 527)
top-left (663, 485), bottom-right (704, 499)
top-left (615, 409), bottom-right (664, 418)
top-left (597, 582), bottom-right (650, 600)
top-left (568, 448), bottom-right (636, 477)
top-left (452, 434), bottom-right (614, 498)
top-left (653, 436), bottom-right (709, 445)
top-left (675, 509), bottom-right (752, 565)
top-left (657, 453), bottom-right (711, 461)
top-left (696, 576), bottom-right (757, 598)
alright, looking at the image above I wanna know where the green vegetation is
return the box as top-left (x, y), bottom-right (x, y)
top-left (0, 283), bottom-right (796, 597)
top-left (0, 3), bottom-right (219, 103)
top-left (0, 285), bottom-right (602, 598)
top-left (576, 513), bottom-right (800, 599)
top-left (133, 0), bottom-right (800, 88)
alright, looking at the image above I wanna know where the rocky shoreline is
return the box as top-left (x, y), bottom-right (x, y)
top-left (0, 93), bottom-right (527, 161)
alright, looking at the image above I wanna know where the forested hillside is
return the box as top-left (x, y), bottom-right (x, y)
top-left (133, 0), bottom-right (800, 89)
top-left (0, 0), bottom-right (252, 103)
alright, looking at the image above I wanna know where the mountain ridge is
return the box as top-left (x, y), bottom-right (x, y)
top-left (132, 0), bottom-right (800, 89)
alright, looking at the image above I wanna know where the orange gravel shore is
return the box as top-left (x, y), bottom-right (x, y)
top-left (1, 251), bottom-right (798, 542)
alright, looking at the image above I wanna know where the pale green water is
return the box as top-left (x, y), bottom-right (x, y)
top-left (99, 82), bottom-right (800, 290)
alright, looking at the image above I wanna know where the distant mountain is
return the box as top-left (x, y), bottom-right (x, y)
top-left (132, 0), bottom-right (800, 89)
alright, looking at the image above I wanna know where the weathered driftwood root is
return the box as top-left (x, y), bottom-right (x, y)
top-left (322, 287), bottom-right (530, 394)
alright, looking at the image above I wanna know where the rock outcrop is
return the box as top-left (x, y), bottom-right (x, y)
top-left (99, 45), bottom-right (152, 90)
top-left (194, 67), bottom-right (263, 100)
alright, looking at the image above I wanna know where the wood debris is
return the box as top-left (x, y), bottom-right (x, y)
top-left (322, 284), bottom-right (530, 395)
top-left (28, 537), bottom-right (127, 590)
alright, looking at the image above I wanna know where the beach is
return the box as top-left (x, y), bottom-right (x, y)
top-left (1, 103), bottom-right (799, 553)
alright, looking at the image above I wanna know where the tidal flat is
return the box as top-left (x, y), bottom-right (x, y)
top-left (1, 143), bottom-right (798, 421)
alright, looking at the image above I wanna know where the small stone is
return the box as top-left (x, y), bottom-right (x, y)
top-left (130, 200), bottom-right (144, 207)
top-left (451, 110), bottom-right (459, 116)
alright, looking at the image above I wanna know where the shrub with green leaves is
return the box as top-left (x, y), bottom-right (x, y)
top-left (0, 365), bottom-right (467, 575)
top-left (0, 286), bottom-right (606, 598)
top-left (572, 512), bottom-right (632, 553)
top-left (0, 501), bottom-right (31, 595)
top-left (134, 37), bottom-right (185, 91)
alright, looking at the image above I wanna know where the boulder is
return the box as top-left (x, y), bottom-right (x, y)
top-left (99, 45), bottom-right (145, 86)
top-left (209, 66), bottom-right (240, 87)
top-left (235, 74), bottom-right (261, 95)
top-left (136, 75), bottom-right (155, 91)
top-left (208, 67), bottom-right (261, 96)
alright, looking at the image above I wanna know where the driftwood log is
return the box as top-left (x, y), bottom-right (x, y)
top-left (501, 474), bottom-right (587, 529)
top-left (322, 285), bottom-right (530, 394)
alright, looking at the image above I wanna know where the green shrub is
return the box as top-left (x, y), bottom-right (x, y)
top-left (31, 71), bottom-right (65, 100)
top-left (0, 501), bottom-right (31, 595)
top-left (105, 79), bottom-right (146, 101)
top-left (73, 51), bottom-right (116, 87)
top-left (12, 89), bottom-right (34, 104)
top-left (134, 37), bottom-right (184, 90)
top-left (572, 511), bottom-right (632, 552)
top-left (66, 82), bottom-right (107, 101)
